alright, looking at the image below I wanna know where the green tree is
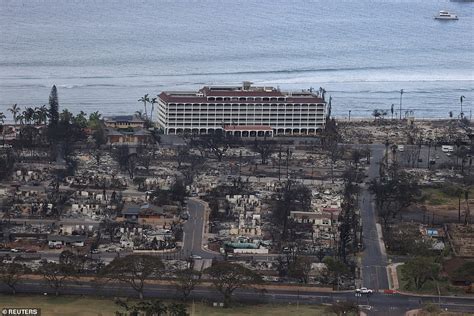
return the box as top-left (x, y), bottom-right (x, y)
top-left (39, 261), bottom-right (77, 296)
top-left (0, 112), bottom-right (6, 125)
top-left (48, 85), bottom-right (59, 126)
top-left (73, 110), bottom-right (88, 128)
top-left (138, 94), bottom-right (150, 119)
top-left (205, 262), bottom-right (262, 307)
top-left (36, 104), bottom-right (49, 125)
top-left (149, 97), bottom-right (157, 121)
top-left (401, 257), bottom-right (440, 290)
top-left (100, 255), bottom-right (164, 299)
top-left (23, 107), bottom-right (35, 125)
top-left (189, 132), bottom-right (234, 162)
top-left (0, 262), bottom-right (30, 295)
top-left (369, 163), bottom-right (422, 229)
top-left (323, 257), bottom-right (349, 289)
top-left (92, 125), bottom-right (107, 148)
top-left (88, 111), bottom-right (102, 129)
top-left (170, 180), bottom-right (187, 204)
top-left (287, 256), bottom-right (313, 284)
top-left (174, 268), bottom-right (201, 301)
top-left (8, 104), bottom-right (20, 124)
top-left (0, 112), bottom-right (5, 143)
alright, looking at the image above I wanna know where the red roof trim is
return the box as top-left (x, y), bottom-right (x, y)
top-left (159, 93), bottom-right (324, 104)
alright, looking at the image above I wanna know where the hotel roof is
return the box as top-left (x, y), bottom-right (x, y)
top-left (158, 92), bottom-right (324, 104)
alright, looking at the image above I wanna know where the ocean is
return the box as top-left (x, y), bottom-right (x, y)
top-left (0, 0), bottom-right (473, 120)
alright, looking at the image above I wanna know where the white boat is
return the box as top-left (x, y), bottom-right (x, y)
top-left (434, 10), bottom-right (459, 20)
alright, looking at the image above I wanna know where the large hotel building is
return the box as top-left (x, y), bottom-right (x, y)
top-left (156, 82), bottom-right (327, 137)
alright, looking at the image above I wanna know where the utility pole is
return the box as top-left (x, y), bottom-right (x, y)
top-left (278, 146), bottom-right (282, 182)
top-left (427, 139), bottom-right (431, 169)
top-left (399, 89), bottom-right (404, 120)
top-left (348, 110), bottom-right (351, 122)
top-left (239, 150), bottom-right (242, 177)
top-left (460, 95), bottom-right (466, 119)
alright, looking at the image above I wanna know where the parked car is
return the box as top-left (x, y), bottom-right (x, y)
top-left (189, 255), bottom-right (202, 260)
top-left (10, 248), bottom-right (20, 253)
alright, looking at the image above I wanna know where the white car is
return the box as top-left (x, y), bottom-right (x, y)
top-left (190, 255), bottom-right (202, 260)
top-left (360, 287), bottom-right (373, 294)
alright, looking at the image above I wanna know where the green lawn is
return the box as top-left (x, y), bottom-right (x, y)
top-left (0, 295), bottom-right (328, 316)
top-left (396, 266), bottom-right (464, 296)
top-left (422, 187), bottom-right (474, 206)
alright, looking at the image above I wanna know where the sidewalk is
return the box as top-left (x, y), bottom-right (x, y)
top-left (387, 262), bottom-right (404, 290)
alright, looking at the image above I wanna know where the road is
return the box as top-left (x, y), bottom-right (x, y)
top-left (3, 280), bottom-right (474, 316)
top-left (360, 144), bottom-right (389, 291)
top-left (182, 199), bottom-right (221, 259)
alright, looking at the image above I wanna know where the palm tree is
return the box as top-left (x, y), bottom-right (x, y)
top-left (89, 111), bottom-right (101, 122)
top-left (37, 105), bottom-right (49, 125)
top-left (16, 114), bottom-right (24, 125)
top-left (23, 107), bottom-right (35, 125)
top-left (88, 111), bottom-right (102, 129)
top-left (60, 109), bottom-right (73, 123)
top-left (32, 108), bottom-right (41, 125)
top-left (8, 104), bottom-right (20, 124)
top-left (150, 97), bottom-right (157, 121)
top-left (135, 110), bottom-right (145, 120)
top-left (0, 112), bottom-right (6, 144)
top-left (138, 94), bottom-right (150, 119)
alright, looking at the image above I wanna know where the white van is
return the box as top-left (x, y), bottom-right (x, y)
top-left (441, 145), bottom-right (454, 153)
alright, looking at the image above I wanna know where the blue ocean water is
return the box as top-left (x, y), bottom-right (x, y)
top-left (0, 0), bottom-right (473, 119)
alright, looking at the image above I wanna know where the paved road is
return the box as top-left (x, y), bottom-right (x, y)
top-left (3, 280), bottom-right (474, 316)
top-left (182, 199), bottom-right (221, 260)
top-left (360, 144), bottom-right (389, 291)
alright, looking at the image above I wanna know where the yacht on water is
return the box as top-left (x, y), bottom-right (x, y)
top-left (434, 10), bottom-right (459, 20)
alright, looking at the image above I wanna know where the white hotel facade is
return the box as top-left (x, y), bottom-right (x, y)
top-left (156, 83), bottom-right (327, 137)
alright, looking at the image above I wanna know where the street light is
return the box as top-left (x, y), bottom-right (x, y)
top-left (460, 95), bottom-right (466, 119)
top-left (399, 89), bottom-right (404, 120)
